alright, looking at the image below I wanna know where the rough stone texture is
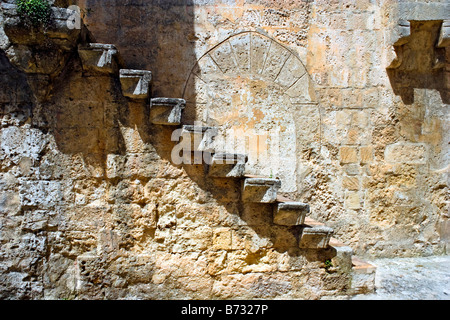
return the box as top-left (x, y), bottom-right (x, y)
top-left (242, 178), bottom-right (282, 203)
top-left (150, 98), bottom-right (185, 126)
top-left (119, 69), bottom-right (152, 100)
top-left (0, 0), bottom-right (448, 300)
top-left (353, 255), bottom-right (450, 300)
top-left (299, 226), bottom-right (334, 249)
top-left (274, 202), bottom-right (309, 226)
top-left (208, 153), bottom-right (247, 178)
top-left (78, 43), bottom-right (121, 74)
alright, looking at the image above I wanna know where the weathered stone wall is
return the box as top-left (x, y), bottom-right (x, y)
top-left (304, 0), bottom-right (449, 257)
top-left (74, 0), bottom-right (448, 256)
top-left (0, 0), bottom-right (448, 300)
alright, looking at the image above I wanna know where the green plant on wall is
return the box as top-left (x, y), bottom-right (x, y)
top-left (324, 259), bottom-right (333, 272)
top-left (16, 0), bottom-right (52, 27)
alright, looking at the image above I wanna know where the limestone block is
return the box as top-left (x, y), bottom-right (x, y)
top-left (97, 228), bottom-right (119, 256)
top-left (285, 74), bottom-right (317, 104)
top-left (342, 176), bottom-right (359, 191)
top-left (212, 227), bottom-right (232, 250)
top-left (437, 20), bottom-right (450, 48)
top-left (19, 180), bottom-right (72, 209)
top-left (242, 178), bottom-right (281, 203)
top-left (22, 210), bottom-right (50, 232)
top-left (106, 153), bottom-right (160, 179)
top-left (78, 43), bottom-right (121, 74)
top-left (360, 146), bottom-right (374, 164)
top-left (340, 146), bottom-right (358, 164)
top-left (387, 20), bottom-right (411, 69)
top-left (299, 226), bottom-right (334, 249)
top-left (46, 7), bottom-right (82, 47)
top-left (385, 142), bottom-right (427, 164)
top-left (26, 74), bottom-right (52, 102)
top-left (391, 20), bottom-right (411, 47)
top-left (350, 257), bottom-right (377, 295)
top-left (193, 54), bottom-right (220, 80)
top-left (2, 6), bottom-right (80, 49)
top-left (210, 40), bottom-right (238, 75)
top-left (18, 233), bottom-right (46, 255)
top-left (150, 98), bottom-right (185, 125)
top-left (275, 54), bottom-right (307, 88)
top-left (273, 202), bottom-right (309, 226)
top-left (398, 2), bottom-right (449, 21)
top-left (120, 69), bottom-right (152, 99)
top-left (0, 2), bottom-right (17, 17)
top-left (208, 153), bottom-right (248, 178)
top-left (5, 44), bottom-right (67, 75)
top-left (227, 32), bottom-right (251, 73)
top-left (330, 245), bottom-right (353, 273)
top-left (345, 191), bottom-right (362, 210)
top-left (179, 125), bottom-right (218, 153)
top-left (1, 127), bottom-right (47, 163)
top-left (262, 41), bottom-right (291, 82)
top-left (250, 33), bottom-right (271, 75)
top-left (0, 191), bottom-right (21, 215)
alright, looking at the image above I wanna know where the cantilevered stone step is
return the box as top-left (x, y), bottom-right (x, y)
top-left (120, 69), bottom-right (152, 99)
top-left (350, 256), bottom-right (377, 295)
top-left (208, 153), bottom-right (248, 178)
top-left (273, 201), bottom-right (310, 226)
top-left (299, 225), bottom-right (334, 249)
top-left (179, 125), bottom-right (218, 153)
top-left (150, 98), bottom-right (185, 125)
top-left (78, 43), bottom-right (122, 74)
top-left (242, 177), bottom-right (281, 203)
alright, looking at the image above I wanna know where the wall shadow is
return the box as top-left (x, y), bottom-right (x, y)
top-left (39, 0), bottom-right (197, 175)
top-left (80, 0), bottom-right (197, 98)
top-left (1, 0), bottom-right (332, 274)
top-left (0, 50), bottom-right (35, 124)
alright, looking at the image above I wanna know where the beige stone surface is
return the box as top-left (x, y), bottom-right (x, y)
top-left (0, 0), bottom-right (448, 300)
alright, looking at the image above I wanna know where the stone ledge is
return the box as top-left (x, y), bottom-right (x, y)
top-left (208, 153), bottom-right (248, 178)
top-left (273, 202), bottom-right (309, 226)
top-left (350, 257), bottom-right (377, 295)
top-left (178, 125), bottom-right (218, 153)
top-left (398, 2), bottom-right (449, 22)
top-left (78, 43), bottom-right (123, 74)
top-left (150, 98), bottom-right (185, 125)
top-left (120, 69), bottom-right (152, 99)
top-left (299, 225), bottom-right (334, 249)
top-left (242, 177), bottom-right (281, 203)
top-left (3, 6), bottom-right (82, 49)
top-left (352, 256), bottom-right (377, 275)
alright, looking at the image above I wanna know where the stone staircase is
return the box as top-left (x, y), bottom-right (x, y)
top-left (1, 3), bottom-right (376, 296)
top-left (77, 38), bottom-right (357, 251)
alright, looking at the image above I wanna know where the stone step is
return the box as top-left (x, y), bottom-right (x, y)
top-left (350, 256), bottom-right (377, 295)
top-left (150, 98), bottom-right (186, 125)
top-left (120, 69), bottom-right (152, 99)
top-left (299, 225), bottom-right (334, 249)
top-left (208, 153), bottom-right (248, 178)
top-left (78, 43), bottom-right (123, 74)
top-left (242, 177), bottom-right (281, 203)
top-left (179, 125), bottom-right (218, 153)
top-left (273, 200), bottom-right (310, 226)
top-left (3, 5), bottom-right (82, 50)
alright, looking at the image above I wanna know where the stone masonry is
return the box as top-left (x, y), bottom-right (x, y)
top-left (0, 0), bottom-right (448, 300)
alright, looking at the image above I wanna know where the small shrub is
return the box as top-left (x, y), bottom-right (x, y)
top-left (16, 0), bottom-right (52, 27)
top-left (324, 259), bottom-right (333, 272)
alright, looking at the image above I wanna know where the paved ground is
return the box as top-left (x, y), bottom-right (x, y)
top-left (353, 255), bottom-right (450, 300)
